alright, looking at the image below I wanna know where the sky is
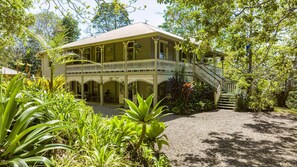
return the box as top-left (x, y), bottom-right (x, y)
top-left (31, 0), bottom-right (167, 39)
top-left (125, 0), bottom-right (166, 26)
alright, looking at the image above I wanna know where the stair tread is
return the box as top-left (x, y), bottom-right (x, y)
top-left (218, 104), bottom-right (236, 106)
top-left (218, 100), bottom-right (236, 102)
top-left (217, 107), bottom-right (235, 109)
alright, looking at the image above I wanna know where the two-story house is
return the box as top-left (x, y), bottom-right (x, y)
top-left (39, 23), bottom-right (232, 107)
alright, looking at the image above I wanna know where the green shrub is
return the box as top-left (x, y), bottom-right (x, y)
top-left (167, 77), bottom-right (214, 114)
top-left (0, 74), bottom-right (68, 166)
top-left (236, 92), bottom-right (249, 112)
top-left (287, 90), bottom-right (297, 109)
top-left (21, 77), bottom-right (171, 166)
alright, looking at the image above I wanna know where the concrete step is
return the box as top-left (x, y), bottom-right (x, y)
top-left (217, 93), bottom-right (236, 110)
top-left (217, 105), bottom-right (235, 110)
top-left (218, 99), bottom-right (236, 102)
top-left (220, 96), bottom-right (236, 99)
top-left (218, 103), bottom-right (235, 107)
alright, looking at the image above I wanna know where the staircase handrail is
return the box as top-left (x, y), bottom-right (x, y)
top-left (197, 63), bottom-right (224, 82)
top-left (223, 80), bottom-right (237, 93)
top-left (194, 63), bottom-right (221, 88)
top-left (204, 64), bottom-right (224, 78)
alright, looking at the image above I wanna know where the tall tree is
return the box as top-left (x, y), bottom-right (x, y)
top-left (91, 0), bottom-right (132, 34)
top-left (62, 14), bottom-right (81, 42)
top-left (0, 0), bottom-right (34, 64)
top-left (33, 11), bottom-right (64, 42)
top-left (159, 0), bottom-right (297, 110)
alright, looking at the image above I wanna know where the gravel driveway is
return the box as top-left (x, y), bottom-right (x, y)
top-left (162, 109), bottom-right (297, 167)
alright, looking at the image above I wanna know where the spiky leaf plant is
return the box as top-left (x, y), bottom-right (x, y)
top-left (119, 93), bottom-right (168, 151)
top-left (0, 74), bottom-right (69, 167)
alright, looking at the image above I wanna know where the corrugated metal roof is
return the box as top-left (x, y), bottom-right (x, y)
top-left (1, 67), bottom-right (18, 75)
top-left (62, 22), bottom-right (184, 49)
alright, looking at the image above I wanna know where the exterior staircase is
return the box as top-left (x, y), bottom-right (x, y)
top-left (217, 93), bottom-right (236, 110)
top-left (193, 64), bottom-right (236, 110)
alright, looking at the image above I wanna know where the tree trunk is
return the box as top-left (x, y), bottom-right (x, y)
top-left (276, 55), bottom-right (296, 107)
top-left (276, 91), bottom-right (289, 107)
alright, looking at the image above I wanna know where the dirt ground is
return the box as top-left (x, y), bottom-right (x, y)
top-left (162, 109), bottom-right (297, 167)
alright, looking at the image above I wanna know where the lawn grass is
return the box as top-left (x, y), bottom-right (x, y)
top-left (274, 107), bottom-right (297, 115)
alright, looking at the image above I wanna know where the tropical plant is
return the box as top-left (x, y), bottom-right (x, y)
top-left (105, 116), bottom-right (139, 149)
top-left (0, 74), bottom-right (68, 166)
top-left (85, 145), bottom-right (128, 167)
top-left (120, 93), bottom-right (168, 151)
top-left (24, 27), bottom-right (78, 92)
top-left (146, 121), bottom-right (169, 151)
top-left (168, 68), bottom-right (214, 114)
top-left (26, 75), bottom-right (66, 92)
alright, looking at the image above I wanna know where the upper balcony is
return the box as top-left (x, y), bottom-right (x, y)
top-left (66, 59), bottom-right (194, 74)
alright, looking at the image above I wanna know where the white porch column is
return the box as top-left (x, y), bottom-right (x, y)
top-left (99, 45), bottom-right (104, 69)
top-left (99, 45), bottom-right (104, 105)
top-left (221, 57), bottom-right (224, 77)
top-left (152, 37), bottom-right (159, 106)
top-left (81, 76), bottom-right (84, 100)
top-left (214, 56), bottom-right (217, 75)
top-left (100, 76), bottom-right (104, 105)
top-left (124, 76), bottom-right (128, 108)
top-left (123, 42), bottom-right (129, 108)
top-left (193, 52), bottom-right (196, 80)
top-left (174, 42), bottom-right (180, 68)
top-left (123, 41), bottom-right (129, 72)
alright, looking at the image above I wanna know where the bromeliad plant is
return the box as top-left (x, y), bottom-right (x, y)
top-left (0, 74), bottom-right (68, 166)
top-left (120, 93), bottom-right (168, 151)
top-left (146, 121), bottom-right (169, 152)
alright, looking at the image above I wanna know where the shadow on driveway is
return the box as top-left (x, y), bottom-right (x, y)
top-left (88, 102), bottom-right (123, 117)
top-left (170, 112), bottom-right (297, 167)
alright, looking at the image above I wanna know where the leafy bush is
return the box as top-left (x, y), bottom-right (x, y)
top-left (286, 90), bottom-right (297, 109)
top-left (120, 93), bottom-right (170, 165)
top-left (25, 75), bottom-right (66, 92)
top-left (167, 71), bottom-right (215, 114)
top-left (235, 92), bottom-right (249, 112)
top-left (10, 75), bottom-right (171, 166)
top-left (0, 74), bottom-right (68, 166)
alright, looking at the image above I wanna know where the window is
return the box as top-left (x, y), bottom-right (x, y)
top-left (67, 49), bottom-right (79, 64)
top-left (82, 48), bottom-right (91, 62)
top-left (95, 47), bottom-right (102, 63)
top-left (127, 41), bottom-right (135, 60)
top-left (159, 40), bottom-right (168, 60)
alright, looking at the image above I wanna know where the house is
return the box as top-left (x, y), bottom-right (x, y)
top-left (38, 23), bottom-right (232, 106)
top-left (1, 66), bottom-right (18, 76)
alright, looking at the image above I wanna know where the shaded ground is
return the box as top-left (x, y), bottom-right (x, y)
top-left (88, 103), bottom-right (297, 166)
top-left (88, 102), bottom-right (122, 117)
top-left (163, 110), bottom-right (297, 167)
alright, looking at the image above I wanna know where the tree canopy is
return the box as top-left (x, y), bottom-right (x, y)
top-left (0, 0), bottom-right (34, 51)
top-left (62, 14), bottom-right (81, 43)
top-left (91, 0), bottom-right (132, 34)
top-left (160, 0), bottom-right (297, 110)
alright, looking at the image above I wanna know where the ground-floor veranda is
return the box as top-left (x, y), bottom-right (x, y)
top-left (66, 74), bottom-right (194, 105)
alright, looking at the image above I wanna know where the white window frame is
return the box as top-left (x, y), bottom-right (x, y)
top-left (95, 46), bottom-right (103, 63)
top-left (127, 41), bottom-right (135, 60)
top-left (81, 47), bottom-right (91, 61)
top-left (159, 40), bottom-right (168, 60)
